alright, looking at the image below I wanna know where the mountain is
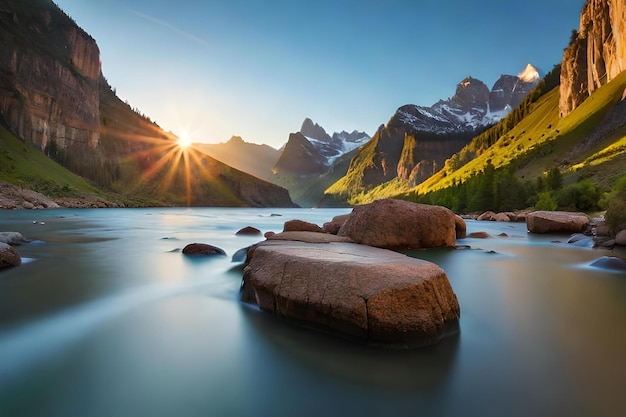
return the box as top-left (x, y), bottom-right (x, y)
top-left (273, 132), bottom-right (330, 177)
top-left (392, 66), bottom-right (540, 134)
top-left (373, 0), bottom-right (626, 213)
top-left (273, 118), bottom-right (371, 177)
top-left (0, 0), bottom-right (295, 208)
top-left (195, 136), bottom-right (281, 182)
top-left (324, 66), bottom-right (540, 204)
top-left (270, 118), bottom-right (370, 206)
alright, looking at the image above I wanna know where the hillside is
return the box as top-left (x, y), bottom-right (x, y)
top-left (0, 0), bottom-right (295, 208)
top-left (195, 136), bottom-right (281, 183)
top-left (0, 122), bottom-right (128, 207)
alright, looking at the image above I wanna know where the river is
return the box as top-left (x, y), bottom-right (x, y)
top-left (0, 208), bottom-right (624, 417)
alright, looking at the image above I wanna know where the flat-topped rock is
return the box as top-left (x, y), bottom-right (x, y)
top-left (526, 211), bottom-right (589, 234)
top-left (242, 234), bottom-right (460, 348)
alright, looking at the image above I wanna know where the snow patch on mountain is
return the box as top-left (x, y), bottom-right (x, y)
top-left (518, 63), bottom-right (540, 83)
top-left (391, 64), bottom-right (541, 134)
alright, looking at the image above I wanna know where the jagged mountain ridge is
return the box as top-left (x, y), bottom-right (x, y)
top-left (323, 65), bottom-right (541, 203)
top-left (196, 118), bottom-right (370, 207)
top-left (274, 118), bottom-right (371, 177)
top-left (395, 64), bottom-right (540, 134)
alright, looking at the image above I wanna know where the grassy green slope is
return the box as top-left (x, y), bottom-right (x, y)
top-left (0, 123), bottom-right (113, 198)
top-left (324, 134), bottom-right (380, 200)
top-left (411, 70), bottom-right (626, 196)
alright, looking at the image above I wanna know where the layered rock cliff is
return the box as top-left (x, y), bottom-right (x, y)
top-left (560, 0), bottom-right (626, 116)
top-left (0, 0), bottom-right (101, 158)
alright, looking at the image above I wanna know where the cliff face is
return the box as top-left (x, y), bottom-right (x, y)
top-left (560, 0), bottom-right (626, 116)
top-left (0, 1), bottom-right (101, 154)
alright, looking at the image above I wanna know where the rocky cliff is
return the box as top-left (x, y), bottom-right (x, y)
top-left (560, 0), bottom-right (626, 116)
top-left (0, 0), bottom-right (101, 159)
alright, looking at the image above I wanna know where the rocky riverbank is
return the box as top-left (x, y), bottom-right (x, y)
top-left (0, 180), bottom-right (122, 209)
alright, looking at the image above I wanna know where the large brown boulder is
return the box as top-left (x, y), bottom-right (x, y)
top-left (242, 232), bottom-right (460, 347)
top-left (337, 199), bottom-right (461, 249)
top-left (526, 211), bottom-right (589, 234)
top-left (0, 242), bottom-right (21, 268)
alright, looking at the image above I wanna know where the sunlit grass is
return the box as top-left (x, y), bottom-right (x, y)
top-left (571, 134), bottom-right (626, 170)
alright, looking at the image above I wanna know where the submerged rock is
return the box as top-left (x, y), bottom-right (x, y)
top-left (589, 256), bottom-right (626, 271)
top-left (467, 231), bottom-right (492, 239)
top-left (526, 211), bottom-right (589, 234)
top-left (235, 226), bottom-right (262, 236)
top-left (242, 231), bottom-right (460, 348)
top-left (0, 242), bottom-right (21, 268)
top-left (0, 232), bottom-right (29, 245)
top-left (182, 243), bottom-right (226, 256)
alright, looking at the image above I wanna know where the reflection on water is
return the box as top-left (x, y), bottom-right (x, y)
top-left (0, 209), bottom-right (625, 417)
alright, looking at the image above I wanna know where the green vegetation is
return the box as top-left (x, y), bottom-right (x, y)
top-left (0, 123), bottom-right (110, 198)
top-left (334, 64), bottom-right (626, 214)
top-left (602, 175), bottom-right (626, 235)
top-left (392, 68), bottom-right (626, 214)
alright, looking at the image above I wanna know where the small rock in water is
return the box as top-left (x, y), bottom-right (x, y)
top-left (235, 226), bottom-right (262, 236)
top-left (468, 231), bottom-right (491, 239)
top-left (182, 243), bottom-right (226, 256)
top-left (589, 256), bottom-right (626, 271)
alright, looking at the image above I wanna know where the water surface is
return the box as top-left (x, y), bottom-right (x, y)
top-left (1, 208), bottom-right (625, 417)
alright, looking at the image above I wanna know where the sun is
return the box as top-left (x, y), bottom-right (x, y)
top-left (177, 131), bottom-right (193, 149)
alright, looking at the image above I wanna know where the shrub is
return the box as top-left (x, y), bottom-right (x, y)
top-left (556, 179), bottom-right (599, 212)
top-left (535, 192), bottom-right (557, 211)
top-left (603, 176), bottom-right (626, 235)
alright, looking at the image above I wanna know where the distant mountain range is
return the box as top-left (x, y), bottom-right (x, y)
top-left (324, 65), bottom-right (541, 204)
top-left (199, 118), bottom-right (370, 206)
top-left (396, 65), bottom-right (540, 134)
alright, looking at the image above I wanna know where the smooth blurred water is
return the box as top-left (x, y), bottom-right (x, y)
top-left (0, 208), bottom-right (625, 417)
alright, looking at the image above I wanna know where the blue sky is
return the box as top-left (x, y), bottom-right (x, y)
top-left (54, 0), bottom-right (586, 148)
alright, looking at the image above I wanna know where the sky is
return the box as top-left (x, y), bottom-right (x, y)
top-left (54, 0), bottom-right (586, 149)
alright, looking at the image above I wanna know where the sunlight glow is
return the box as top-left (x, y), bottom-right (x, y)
top-left (177, 131), bottom-right (193, 149)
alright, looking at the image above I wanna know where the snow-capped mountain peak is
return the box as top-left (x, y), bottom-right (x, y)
top-left (518, 63), bottom-right (540, 83)
top-left (389, 65), bottom-right (541, 133)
